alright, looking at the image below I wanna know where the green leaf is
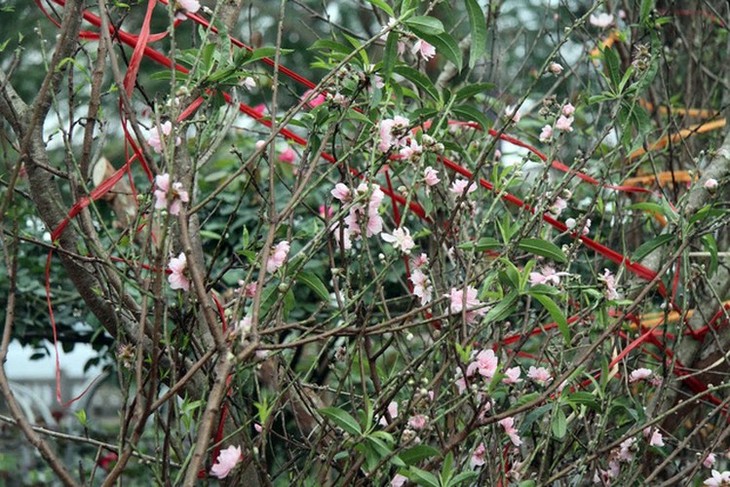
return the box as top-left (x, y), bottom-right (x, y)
top-left (451, 104), bottom-right (492, 131)
top-left (530, 293), bottom-right (569, 343)
top-left (309, 39), bottom-right (353, 57)
top-left (366, 0), bottom-right (394, 17)
top-left (393, 66), bottom-right (439, 100)
top-left (417, 31), bottom-right (463, 71)
top-left (404, 16), bottom-right (445, 36)
top-left (408, 467), bottom-right (440, 487)
top-left (551, 406), bottom-right (567, 439)
top-left (399, 445), bottom-right (439, 465)
top-left (465, 0), bottom-right (486, 69)
top-left (449, 471), bottom-right (479, 486)
top-left (454, 82), bottom-right (495, 101)
top-left (565, 391), bottom-right (600, 411)
top-left (382, 31), bottom-right (399, 83)
top-left (485, 289), bottom-right (518, 323)
top-left (199, 230), bottom-right (222, 240)
top-left (701, 234), bottom-right (719, 277)
top-left (602, 46), bottom-right (622, 91)
top-left (319, 407), bottom-right (362, 436)
top-left (640, 0), bottom-right (654, 26)
top-left (297, 271), bottom-right (330, 302)
top-left (517, 238), bottom-right (567, 263)
top-left (245, 47), bottom-right (293, 64)
top-left (631, 234), bottom-right (674, 262)
top-left (458, 237), bottom-right (501, 252)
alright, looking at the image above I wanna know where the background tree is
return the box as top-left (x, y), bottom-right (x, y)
top-left (1, 0), bottom-right (729, 485)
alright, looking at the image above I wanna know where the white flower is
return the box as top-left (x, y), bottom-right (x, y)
top-left (381, 227), bottom-right (416, 254)
top-left (589, 13), bottom-right (614, 28)
top-left (548, 62), bottom-right (564, 75)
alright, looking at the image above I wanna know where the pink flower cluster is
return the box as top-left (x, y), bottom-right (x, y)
top-left (154, 173), bottom-right (189, 216)
top-left (409, 253), bottom-right (432, 305)
top-left (378, 116), bottom-right (410, 152)
top-left (330, 182), bottom-right (384, 249)
top-left (499, 417), bottom-right (523, 447)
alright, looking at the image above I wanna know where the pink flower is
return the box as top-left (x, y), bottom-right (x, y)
top-left (539, 125), bottom-right (553, 143)
top-left (628, 368), bottom-right (653, 383)
top-left (210, 445), bottom-right (242, 479)
top-left (331, 183), bottom-right (351, 202)
top-left (704, 453), bottom-right (717, 469)
top-left (241, 76), bottom-right (256, 90)
top-left (399, 139), bottom-right (423, 160)
top-left (471, 443), bottom-right (486, 468)
top-left (154, 173), bottom-right (189, 216)
top-left (252, 104), bottom-right (267, 117)
top-left (565, 217), bottom-right (590, 235)
top-left (618, 437), bottom-right (636, 462)
top-left (168, 252), bottom-right (190, 291)
top-left (410, 268), bottom-right (433, 305)
top-left (499, 417), bottom-right (523, 447)
top-left (391, 474), bottom-right (408, 487)
top-left (548, 62), bottom-right (564, 75)
top-left (589, 13), bottom-right (614, 28)
top-left (445, 286), bottom-right (487, 323)
top-left (467, 349), bottom-right (499, 379)
top-left (562, 103), bottom-right (575, 116)
top-left (408, 414), bottom-right (427, 430)
top-left (319, 204), bottom-right (334, 219)
top-left (503, 366), bottom-right (522, 384)
top-left (450, 178), bottom-right (477, 196)
top-left (504, 105), bottom-right (521, 123)
top-left (379, 401), bottom-right (398, 426)
top-left (378, 116), bottom-right (410, 152)
top-left (550, 197), bottom-right (567, 216)
top-left (236, 315), bottom-right (252, 337)
top-left (266, 241), bottom-right (290, 273)
top-left (278, 146), bottom-right (297, 164)
top-left (302, 89), bottom-right (326, 108)
top-left (704, 178), bottom-right (719, 190)
top-left (529, 266), bottom-right (569, 286)
top-left (555, 115), bottom-right (574, 132)
top-left (705, 470), bottom-right (730, 487)
top-left (148, 121), bottom-right (181, 153)
top-left (527, 366), bottom-right (552, 385)
top-left (381, 227), bottom-right (416, 254)
top-left (424, 166), bottom-right (440, 186)
top-left (412, 39), bottom-right (436, 61)
top-left (601, 268), bottom-right (620, 300)
top-left (175, 0), bottom-right (200, 19)
top-left (412, 253), bottom-right (429, 268)
top-left (643, 428), bottom-right (664, 447)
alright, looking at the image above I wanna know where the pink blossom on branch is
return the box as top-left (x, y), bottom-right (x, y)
top-left (148, 121), bottom-right (181, 153)
top-left (168, 252), bottom-right (190, 291)
top-left (445, 286), bottom-right (488, 324)
top-left (539, 124), bottom-right (553, 143)
top-left (589, 12), bottom-right (614, 28)
top-left (529, 266), bottom-right (569, 286)
top-left (704, 178), bottom-right (719, 190)
top-left (548, 62), bottom-right (564, 75)
top-left (527, 365), bottom-right (552, 385)
top-left (412, 39), bottom-right (436, 61)
top-left (302, 89), bottom-right (326, 108)
top-left (503, 366), bottom-right (522, 384)
top-left (467, 349), bottom-right (499, 379)
top-left (470, 443), bottom-right (486, 468)
top-left (499, 417), bottom-right (523, 446)
top-left (450, 178), bottom-right (477, 196)
top-left (705, 470), bottom-right (730, 486)
top-left (409, 268), bottom-right (433, 305)
top-left (154, 173), bottom-right (189, 216)
top-left (278, 146), bottom-right (297, 164)
top-left (555, 115), bottom-right (574, 132)
top-left (424, 166), bottom-right (440, 186)
top-left (381, 226), bottom-right (416, 254)
top-left (266, 241), bottom-right (290, 273)
top-left (210, 445), bottom-right (242, 479)
top-left (628, 367), bottom-right (653, 383)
